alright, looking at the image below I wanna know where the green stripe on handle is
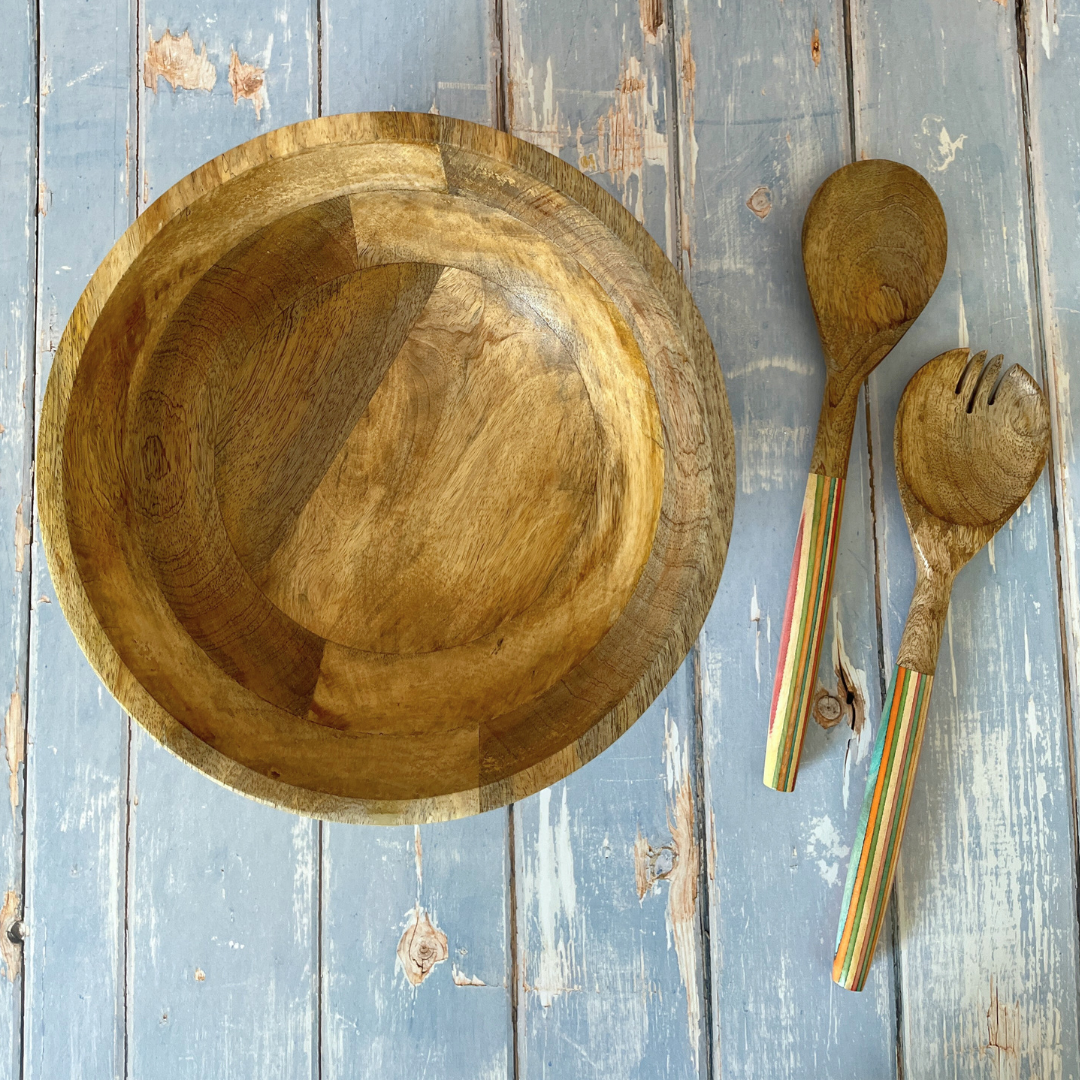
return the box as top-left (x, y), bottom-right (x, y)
top-left (764, 472), bottom-right (845, 791)
top-left (833, 665), bottom-right (933, 991)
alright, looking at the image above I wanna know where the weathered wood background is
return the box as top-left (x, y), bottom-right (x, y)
top-left (1, 0), bottom-right (1077, 1075)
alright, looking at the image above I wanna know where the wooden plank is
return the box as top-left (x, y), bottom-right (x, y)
top-left (0, 0), bottom-right (37, 1072)
top-left (1028, 0), bottom-right (1080, 903)
top-left (851, 1), bottom-right (1080, 1074)
top-left (128, 3), bottom-right (319, 1075)
top-left (671, 0), bottom-right (900, 1074)
top-left (504, 4), bottom-right (707, 1075)
top-left (319, 5), bottom-right (512, 1078)
top-left (23, 0), bottom-right (136, 1076)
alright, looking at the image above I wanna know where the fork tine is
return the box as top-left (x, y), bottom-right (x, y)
top-left (955, 349), bottom-right (987, 402)
top-left (987, 360), bottom-right (1016, 406)
top-left (969, 353), bottom-right (1003, 412)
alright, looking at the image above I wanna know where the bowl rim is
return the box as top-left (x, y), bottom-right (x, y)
top-left (37, 112), bottom-right (735, 824)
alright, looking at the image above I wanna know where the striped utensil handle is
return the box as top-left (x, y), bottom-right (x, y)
top-left (763, 472), bottom-right (845, 791)
top-left (833, 664), bottom-right (933, 991)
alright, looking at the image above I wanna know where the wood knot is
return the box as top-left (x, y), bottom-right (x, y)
top-left (397, 904), bottom-right (448, 986)
top-left (813, 688), bottom-right (844, 728)
top-left (746, 187), bottom-right (772, 220)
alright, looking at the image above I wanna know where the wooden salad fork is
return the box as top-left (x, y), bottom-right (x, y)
top-left (833, 348), bottom-right (1051, 991)
top-left (765, 160), bottom-right (947, 792)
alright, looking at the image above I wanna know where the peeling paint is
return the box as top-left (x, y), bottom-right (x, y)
top-left (746, 186), bottom-right (772, 219)
top-left (663, 715), bottom-right (701, 1066)
top-left (831, 614), bottom-right (873, 812)
top-left (5, 690), bottom-right (22, 817)
top-left (918, 114), bottom-right (967, 173)
top-left (451, 964), bottom-right (485, 986)
top-left (811, 26), bottom-right (821, 66)
top-left (640, 0), bottom-right (664, 42)
top-left (0, 891), bottom-right (20, 981)
top-left (396, 904), bottom-right (447, 986)
top-left (228, 47), bottom-right (268, 119)
top-left (595, 56), bottom-right (668, 221)
top-left (804, 815), bottom-right (850, 887)
top-left (144, 29), bottom-right (217, 94)
top-left (508, 46), bottom-right (564, 157)
top-left (677, 24), bottom-right (698, 262)
top-left (14, 501), bottom-right (29, 573)
top-left (524, 786), bottom-right (580, 1005)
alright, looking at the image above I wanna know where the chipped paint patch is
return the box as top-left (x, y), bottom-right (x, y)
top-left (595, 56), bottom-right (668, 222)
top-left (831, 614), bottom-right (873, 811)
top-left (228, 47), bottom-right (268, 119)
top-left (918, 114), bottom-right (967, 173)
top-left (397, 904), bottom-right (447, 986)
top-left (640, 0), bottom-right (664, 42)
top-left (0, 892), bottom-right (20, 981)
top-left (663, 715), bottom-right (701, 1066)
top-left (144, 29), bottom-right (217, 94)
top-left (414, 824), bottom-right (423, 888)
top-left (746, 186), bottom-right (772, 219)
top-left (5, 690), bottom-right (22, 817)
top-left (634, 826), bottom-right (676, 899)
top-left (523, 786), bottom-right (580, 1005)
top-left (508, 46), bottom-right (564, 157)
top-left (194, 967), bottom-right (206, 981)
top-left (805, 815), bottom-right (850, 887)
top-left (451, 964), bottom-right (485, 986)
top-left (811, 26), bottom-right (821, 66)
top-left (14, 502), bottom-right (29, 573)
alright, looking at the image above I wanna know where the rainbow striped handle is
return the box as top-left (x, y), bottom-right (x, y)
top-left (833, 665), bottom-right (933, 991)
top-left (764, 472), bottom-right (845, 791)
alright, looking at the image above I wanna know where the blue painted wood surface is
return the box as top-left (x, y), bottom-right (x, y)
top-left (8, 0), bottom-right (1080, 1076)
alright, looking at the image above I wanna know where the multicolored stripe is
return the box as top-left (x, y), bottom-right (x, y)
top-left (833, 665), bottom-right (933, 991)
top-left (764, 472), bottom-right (845, 792)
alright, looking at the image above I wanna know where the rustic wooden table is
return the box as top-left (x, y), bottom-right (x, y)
top-left (2, 0), bottom-right (1078, 1076)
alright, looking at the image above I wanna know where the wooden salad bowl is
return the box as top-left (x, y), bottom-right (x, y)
top-left (39, 114), bottom-right (734, 823)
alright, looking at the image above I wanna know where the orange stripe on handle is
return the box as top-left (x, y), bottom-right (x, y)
top-left (764, 472), bottom-right (844, 791)
top-left (833, 665), bottom-right (932, 991)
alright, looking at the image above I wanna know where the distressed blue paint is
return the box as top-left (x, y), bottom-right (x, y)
top-left (23, 0), bottom-right (136, 1077)
top-left (505, 6), bottom-right (708, 1076)
top-left (853, 0), bottom-right (1080, 1074)
top-left (322, 814), bottom-right (511, 1079)
top-left (0, 0), bottom-right (38, 1072)
top-left (126, 3), bottom-right (321, 1074)
top-left (320, 5), bottom-right (513, 1078)
top-left (672, 0), bottom-right (899, 1074)
top-left (1028, 0), bottom-right (1080, 934)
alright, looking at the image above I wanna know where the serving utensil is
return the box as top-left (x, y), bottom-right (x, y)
top-left (832, 348), bottom-right (1051, 991)
top-left (765, 159), bottom-right (947, 792)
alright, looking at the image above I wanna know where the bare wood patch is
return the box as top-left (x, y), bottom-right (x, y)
top-left (985, 978), bottom-right (1020, 1072)
top-left (194, 967), bottom-right (206, 981)
top-left (746, 186), bottom-right (772, 220)
top-left (13, 502), bottom-right (29, 573)
top-left (640, 0), bottom-right (664, 42)
top-left (228, 48), bottom-right (268, 120)
top-left (397, 904), bottom-right (448, 986)
top-left (144, 29), bottom-right (217, 94)
top-left (4, 690), bottom-right (22, 817)
top-left (811, 26), bottom-right (821, 66)
top-left (0, 891), bottom-right (21, 982)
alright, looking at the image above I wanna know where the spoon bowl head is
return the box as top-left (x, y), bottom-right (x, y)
top-left (897, 348), bottom-right (1051, 531)
top-left (803, 160), bottom-right (947, 382)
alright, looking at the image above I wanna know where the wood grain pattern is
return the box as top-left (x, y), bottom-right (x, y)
top-left (853, 0), bottom-right (1080, 1069)
top-left (765, 160), bottom-right (946, 791)
top-left (835, 348), bottom-right (1050, 992)
top-left (40, 112), bottom-right (733, 822)
top-left (672, 0), bottom-right (900, 1073)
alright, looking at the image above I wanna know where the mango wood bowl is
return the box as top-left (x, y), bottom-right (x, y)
top-left (39, 114), bottom-right (734, 823)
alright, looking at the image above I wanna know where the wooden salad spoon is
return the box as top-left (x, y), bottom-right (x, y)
top-left (765, 159), bottom-right (947, 792)
top-left (833, 348), bottom-right (1051, 991)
